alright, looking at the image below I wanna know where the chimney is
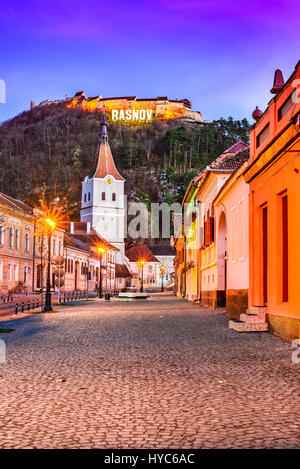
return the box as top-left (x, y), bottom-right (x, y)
top-left (87, 222), bottom-right (91, 234)
top-left (70, 222), bottom-right (74, 234)
top-left (270, 69), bottom-right (285, 94)
top-left (30, 100), bottom-right (36, 109)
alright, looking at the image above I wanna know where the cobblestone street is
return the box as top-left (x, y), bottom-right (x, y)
top-left (0, 293), bottom-right (299, 449)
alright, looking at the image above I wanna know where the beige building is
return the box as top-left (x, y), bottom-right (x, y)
top-left (0, 193), bottom-right (36, 293)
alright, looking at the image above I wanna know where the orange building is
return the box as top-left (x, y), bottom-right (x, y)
top-left (243, 61), bottom-right (300, 341)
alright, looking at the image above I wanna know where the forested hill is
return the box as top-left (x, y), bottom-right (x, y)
top-left (0, 103), bottom-right (250, 218)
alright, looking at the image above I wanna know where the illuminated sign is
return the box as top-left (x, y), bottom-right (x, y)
top-left (111, 109), bottom-right (153, 122)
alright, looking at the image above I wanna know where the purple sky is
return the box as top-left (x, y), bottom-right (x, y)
top-left (0, 0), bottom-right (299, 123)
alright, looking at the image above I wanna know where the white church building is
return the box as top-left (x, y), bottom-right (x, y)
top-left (80, 114), bottom-right (126, 264)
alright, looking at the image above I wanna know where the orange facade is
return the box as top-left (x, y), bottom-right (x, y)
top-left (244, 61), bottom-right (300, 340)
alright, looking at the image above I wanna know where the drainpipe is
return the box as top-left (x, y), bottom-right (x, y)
top-left (182, 233), bottom-right (186, 298)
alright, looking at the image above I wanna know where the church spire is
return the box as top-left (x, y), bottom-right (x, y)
top-left (99, 113), bottom-right (108, 142)
top-left (91, 113), bottom-right (125, 181)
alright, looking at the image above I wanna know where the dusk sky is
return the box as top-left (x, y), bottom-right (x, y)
top-left (0, 0), bottom-right (299, 123)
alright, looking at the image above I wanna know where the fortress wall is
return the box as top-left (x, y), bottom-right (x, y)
top-left (65, 94), bottom-right (201, 121)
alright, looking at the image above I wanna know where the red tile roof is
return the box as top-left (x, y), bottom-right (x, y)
top-left (0, 193), bottom-right (34, 215)
top-left (210, 147), bottom-right (250, 171)
top-left (223, 141), bottom-right (249, 154)
top-left (92, 141), bottom-right (125, 181)
top-left (100, 96), bottom-right (136, 101)
top-left (115, 263), bottom-right (132, 278)
top-left (126, 245), bottom-right (159, 263)
top-left (209, 142), bottom-right (249, 170)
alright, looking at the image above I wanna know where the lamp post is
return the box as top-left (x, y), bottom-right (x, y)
top-left (137, 259), bottom-right (146, 293)
top-left (98, 247), bottom-right (105, 298)
top-left (160, 264), bottom-right (166, 292)
top-left (44, 218), bottom-right (56, 312)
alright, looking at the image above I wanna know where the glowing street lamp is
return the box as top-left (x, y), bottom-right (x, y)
top-left (97, 246), bottom-right (106, 298)
top-left (137, 258), bottom-right (146, 293)
top-left (160, 264), bottom-right (166, 292)
top-left (44, 217), bottom-right (56, 312)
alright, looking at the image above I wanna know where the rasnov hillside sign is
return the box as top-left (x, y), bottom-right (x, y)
top-left (111, 109), bottom-right (153, 121)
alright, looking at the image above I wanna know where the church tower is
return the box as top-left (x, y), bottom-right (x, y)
top-left (80, 114), bottom-right (126, 262)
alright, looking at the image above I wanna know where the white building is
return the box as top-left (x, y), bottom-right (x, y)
top-left (147, 245), bottom-right (176, 287)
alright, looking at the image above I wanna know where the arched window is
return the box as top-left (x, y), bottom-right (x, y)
top-left (102, 192), bottom-right (106, 201)
top-left (84, 194), bottom-right (87, 203)
top-left (112, 193), bottom-right (116, 201)
top-left (9, 227), bottom-right (14, 248)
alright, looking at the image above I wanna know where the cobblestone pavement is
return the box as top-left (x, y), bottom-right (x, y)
top-left (0, 293), bottom-right (299, 449)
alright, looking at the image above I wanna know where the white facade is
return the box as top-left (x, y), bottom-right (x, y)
top-left (153, 255), bottom-right (175, 286)
top-left (80, 175), bottom-right (126, 261)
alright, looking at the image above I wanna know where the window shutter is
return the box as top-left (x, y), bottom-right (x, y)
top-left (209, 216), bottom-right (214, 244)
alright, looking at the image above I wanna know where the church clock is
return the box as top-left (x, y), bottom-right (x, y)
top-left (104, 175), bottom-right (114, 185)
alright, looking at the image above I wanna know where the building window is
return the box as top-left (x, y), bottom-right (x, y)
top-left (102, 192), bottom-right (106, 200)
top-left (282, 195), bottom-right (288, 302)
top-left (0, 225), bottom-right (4, 245)
top-left (9, 227), bottom-right (13, 248)
top-left (8, 264), bottom-right (11, 281)
top-left (84, 194), bottom-right (87, 202)
top-left (15, 229), bottom-right (19, 250)
top-left (88, 192), bottom-right (91, 201)
top-left (24, 266), bottom-right (27, 283)
top-left (25, 233), bottom-right (30, 251)
top-left (256, 123), bottom-right (270, 148)
top-left (14, 265), bottom-right (18, 281)
top-left (112, 193), bottom-right (116, 201)
top-left (278, 94), bottom-right (294, 121)
top-left (53, 239), bottom-right (56, 256)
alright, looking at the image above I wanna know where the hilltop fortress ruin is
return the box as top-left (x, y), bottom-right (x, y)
top-left (34, 91), bottom-right (202, 124)
top-left (66, 91), bottom-right (202, 123)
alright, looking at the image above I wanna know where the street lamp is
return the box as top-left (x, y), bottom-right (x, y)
top-left (97, 246), bottom-right (106, 298)
top-left (44, 218), bottom-right (56, 311)
top-left (160, 264), bottom-right (166, 292)
top-left (137, 259), bottom-right (146, 293)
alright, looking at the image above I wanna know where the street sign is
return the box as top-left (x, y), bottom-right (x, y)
top-left (55, 278), bottom-right (64, 288)
top-left (55, 256), bottom-right (64, 266)
top-left (55, 269), bottom-right (65, 278)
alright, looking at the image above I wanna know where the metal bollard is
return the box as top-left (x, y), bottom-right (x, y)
top-left (21, 302), bottom-right (24, 313)
top-left (27, 301), bottom-right (30, 311)
top-left (15, 303), bottom-right (18, 314)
